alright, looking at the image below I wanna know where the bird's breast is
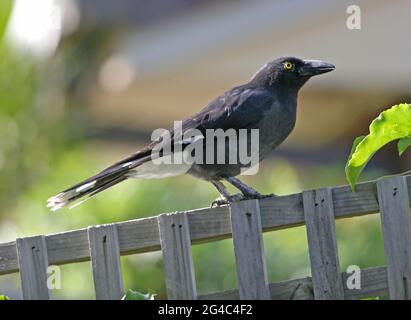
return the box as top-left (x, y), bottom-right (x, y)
top-left (257, 101), bottom-right (297, 157)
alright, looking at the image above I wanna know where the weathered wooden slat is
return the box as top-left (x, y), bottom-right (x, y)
top-left (303, 188), bottom-right (344, 299)
top-left (377, 176), bottom-right (411, 300)
top-left (88, 224), bottom-right (124, 300)
top-left (1, 176), bottom-right (410, 275)
top-left (158, 212), bottom-right (197, 299)
top-left (16, 236), bottom-right (50, 300)
top-left (0, 242), bottom-right (17, 275)
top-left (229, 200), bottom-right (270, 299)
top-left (342, 265), bottom-right (388, 300)
top-left (199, 266), bottom-right (388, 300)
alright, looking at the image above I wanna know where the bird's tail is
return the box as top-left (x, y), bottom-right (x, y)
top-left (46, 168), bottom-right (128, 212)
top-left (47, 150), bottom-right (152, 211)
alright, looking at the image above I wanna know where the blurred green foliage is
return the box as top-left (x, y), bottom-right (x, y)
top-left (0, 1), bottom-right (13, 40)
top-left (0, 1), bottom-right (387, 299)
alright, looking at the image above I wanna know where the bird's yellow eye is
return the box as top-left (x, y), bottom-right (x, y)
top-left (283, 61), bottom-right (294, 70)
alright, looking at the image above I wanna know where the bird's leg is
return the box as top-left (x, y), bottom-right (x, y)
top-left (225, 176), bottom-right (275, 199)
top-left (210, 180), bottom-right (243, 207)
top-left (225, 177), bottom-right (260, 197)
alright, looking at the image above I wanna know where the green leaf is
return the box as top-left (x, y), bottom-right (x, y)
top-left (0, 295), bottom-right (10, 300)
top-left (398, 137), bottom-right (411, 156)
top-left (345, 135), bottom-right (366, 190)
top-left (121, 289), bottom-right (155, 300)
top-left (345, 103), bottom-right (411, 190)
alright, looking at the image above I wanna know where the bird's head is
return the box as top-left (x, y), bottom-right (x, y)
top-left (251, 57), bottom-right (335, 91)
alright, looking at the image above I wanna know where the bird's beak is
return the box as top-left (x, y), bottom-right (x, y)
top-left (299, 60), bottom-right (335, 76)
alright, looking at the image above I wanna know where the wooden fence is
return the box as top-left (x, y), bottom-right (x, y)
top-left (0, 175), bottom-right (410, 300)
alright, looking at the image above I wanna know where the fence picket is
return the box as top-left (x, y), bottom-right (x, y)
top-left (229, 199), bottom-right (270, 299)
top-left (88, 224), bottom-right (124, 300)
top-left (16, 236), bottom-right (50, 300)
top-left (377, 176), bottom-right (411, 300)
top-left (303, 188), bottom-right (344, 299)
top-left (158, 212), bottom-right (197, 299)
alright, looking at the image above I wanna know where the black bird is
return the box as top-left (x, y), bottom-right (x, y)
top-left (47, 57), bottom-right (335, 211)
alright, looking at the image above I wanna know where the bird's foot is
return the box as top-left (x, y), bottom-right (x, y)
top-left (211, 193), bottom-right (244, 208)
top-left (210, 193), bottom-right (276, 208)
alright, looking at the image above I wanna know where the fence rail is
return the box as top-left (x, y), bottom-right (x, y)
top-left (0, 175), bottom-right (410, 300)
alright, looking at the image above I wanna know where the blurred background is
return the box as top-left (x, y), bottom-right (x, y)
top-left (0, 0), bottom-right (410, 299)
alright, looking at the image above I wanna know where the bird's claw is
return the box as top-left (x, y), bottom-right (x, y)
top-left (210, 198), bottom-right (227, 208)
top-left (210, 193), bottom-right (244, 207)
top-left (211, 193), bottom-right (275, 208)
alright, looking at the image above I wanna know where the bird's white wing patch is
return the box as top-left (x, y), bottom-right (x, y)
top-left (75, 180), bottom-right (96, 193)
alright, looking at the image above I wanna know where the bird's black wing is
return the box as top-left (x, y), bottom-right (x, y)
top-left (178, 86), bottom-right (274, 136)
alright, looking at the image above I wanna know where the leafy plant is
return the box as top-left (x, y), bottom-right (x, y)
top-left (121, 289), bottom-right (156, 300)
top-left (345, 103), bottom-right (411, 190)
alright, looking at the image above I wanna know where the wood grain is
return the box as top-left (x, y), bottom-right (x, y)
top-left (303, 188), bottom-right (344, 299)
top-left (88, 224), bottom-right (124, 300)
top-left (16, 236), bottom-right (50, 300)
top-left (377, 176), bottom-right (411, 300)
top-left (230, 200), bottom-right (270, 299)
top-left (158, 212), bottom-right (197, 299)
